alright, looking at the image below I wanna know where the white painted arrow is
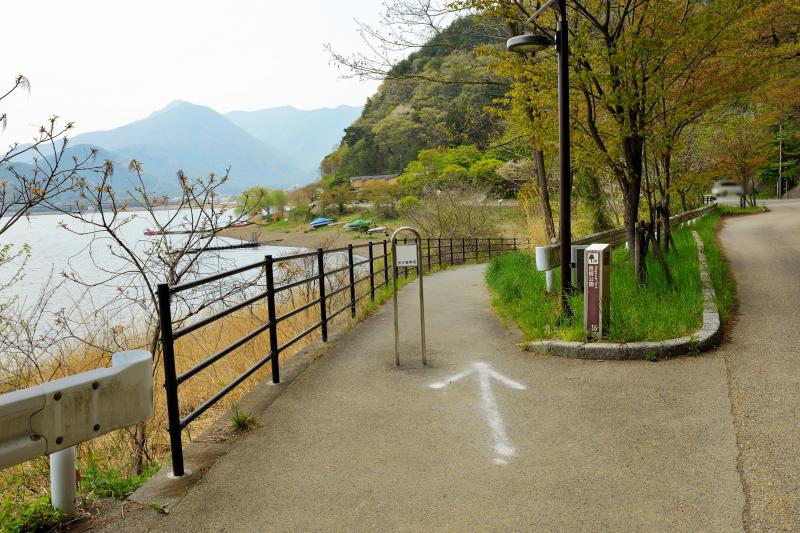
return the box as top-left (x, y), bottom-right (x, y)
top-left (430, 362), bottom-right (526, 465)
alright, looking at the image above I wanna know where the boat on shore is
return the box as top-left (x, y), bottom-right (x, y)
top-left (310, 217), bottom-right (334, 229)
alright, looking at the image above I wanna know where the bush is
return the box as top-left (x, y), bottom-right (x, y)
top-left (0, 495), bottom-right (64, 533)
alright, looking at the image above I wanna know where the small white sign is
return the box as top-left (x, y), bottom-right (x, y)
top-left (396, 244), bottom-right (418, 267)
top-left (587, 252), bottom-right (599, 265)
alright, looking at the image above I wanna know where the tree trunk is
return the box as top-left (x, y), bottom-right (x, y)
top-left (583, 173), bottom-right (612, 231)
top-left (533, 148), bottom-right (556, 242)
top-left (621, 133), bottom-right (644, 254)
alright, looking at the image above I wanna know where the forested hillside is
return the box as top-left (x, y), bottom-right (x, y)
top-left (321, 16), bottom-right (509, 181)
top-left (320, 0), bottom-right (799, 247)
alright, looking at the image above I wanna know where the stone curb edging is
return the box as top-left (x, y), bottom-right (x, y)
top-left (521, 231), bottom-right (722, 360)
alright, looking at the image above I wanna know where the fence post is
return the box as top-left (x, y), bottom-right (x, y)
top-left (368, 241), bottom-right (375, 301)
top-left (347, 244), bottom-right (356, 318)
top-left (461, 238), bottom-right (466, 264)
top-left (475, 238), bottom-right (479, 262)
top-left (265, 256), bottom-right (280, 384)
top-left (450, 238), bottom-right (454, 265)
top-left (317, 248), bottom-right (328, 341)
top-left (157, 283), bottom-right (184, 478)
top-left (438, 238), bottom-right (442, 267)
top-left (426, 238), bottom-right (431, 271)
top-left (488, 238), bottom-right (492, 259)
top-left (383, 240), bottom-right (389, 286)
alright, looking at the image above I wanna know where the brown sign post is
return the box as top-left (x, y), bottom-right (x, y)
top-left (584, 243), bottom-right (611, 338)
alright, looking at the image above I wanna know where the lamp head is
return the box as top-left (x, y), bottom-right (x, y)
top-left (506, 33), bottom-right (554, 54)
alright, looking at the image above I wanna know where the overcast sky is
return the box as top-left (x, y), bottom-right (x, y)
top-left (1, 0), bottom-right (384, 142)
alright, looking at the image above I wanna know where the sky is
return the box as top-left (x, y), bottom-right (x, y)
top-left (0, 0), bottom-right (384, 143)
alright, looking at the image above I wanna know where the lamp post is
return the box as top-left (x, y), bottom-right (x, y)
top-left (507, 0), bottom-right (573, 318)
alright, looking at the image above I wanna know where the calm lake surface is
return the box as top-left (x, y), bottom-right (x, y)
top-left (0, 210), bottom-right (305, 328)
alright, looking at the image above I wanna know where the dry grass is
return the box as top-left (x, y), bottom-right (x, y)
top-left (0, 255), bottom-right (393, 509)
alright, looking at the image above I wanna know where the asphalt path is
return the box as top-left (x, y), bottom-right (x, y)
top-left (719, 199), bottom-right (800, 530)
top-left (147, 263), bottom-right (744, 531)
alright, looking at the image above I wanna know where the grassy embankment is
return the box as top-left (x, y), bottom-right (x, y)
top-left (486, 205), bottom-right (764, 343)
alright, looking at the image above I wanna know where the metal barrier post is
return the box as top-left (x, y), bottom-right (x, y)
top-left (50, 446), bottom-right (76, 517)
top-left (265, 255), bottom-right (280, 384)
top-left (368, 241), bottom-right (375, 301)
top-left (383, 240), bottom-right (389, 285)
top-left (317, 249), bottom-right (328, 342)
top-left (157, 283), bottom-right (184, 477)
top-left (348, 244), bottom-right (356, 318)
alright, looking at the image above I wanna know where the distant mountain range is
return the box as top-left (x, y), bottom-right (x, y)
top-left (46, 100), bottom-right (362, 195)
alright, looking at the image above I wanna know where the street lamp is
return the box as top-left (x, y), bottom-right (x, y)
top-left (507, 0), bottom-right (573, 318)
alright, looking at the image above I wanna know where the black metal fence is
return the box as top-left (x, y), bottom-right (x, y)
top-left (158, 236), bottom-right (532, 476)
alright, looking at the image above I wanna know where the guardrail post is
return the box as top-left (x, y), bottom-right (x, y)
top-left (317, 249), bottom-right (328, 342)
top-left (368, 241), bottom-right (375, 301)
top-left (348, 244), bottom-right (356, 318)
top-left (265, 256), bottom-right (280, 384)
top-left (157, 283), bottom-right (184, 478)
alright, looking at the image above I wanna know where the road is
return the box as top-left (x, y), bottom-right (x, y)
top-left (102, 200), bottom-right (800, 531)
top-left (136, 264), bottom-right (743, 532)
top-left (718, 199), bottom-right (800, 530)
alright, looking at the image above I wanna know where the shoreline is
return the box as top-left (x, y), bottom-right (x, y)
top-left (220, 223), bottom-right (389, 250)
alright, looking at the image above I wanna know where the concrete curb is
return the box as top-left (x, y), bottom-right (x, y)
top-left (522, 231), bottom-right (722, 360)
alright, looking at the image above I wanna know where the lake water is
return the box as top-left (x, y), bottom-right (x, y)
top-left (0, 210), bottom-right (306, 333)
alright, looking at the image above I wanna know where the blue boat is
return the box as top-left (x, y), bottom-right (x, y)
top-left (310, 217), bottom-right (334, 228)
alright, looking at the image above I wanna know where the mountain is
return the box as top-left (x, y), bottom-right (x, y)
top-left (70, 101), bottom-right (307, 193)
top-left (225, 105), bottom-right (361, 176)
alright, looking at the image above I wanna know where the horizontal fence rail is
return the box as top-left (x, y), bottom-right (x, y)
top-left (565, 203), bottom-right (716, 249)
top-left (158, 235), bottom-right (532, 476)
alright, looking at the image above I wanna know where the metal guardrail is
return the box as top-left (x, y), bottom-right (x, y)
top-left (543, 204), bottom-right (718, 257)
top-left (157, 236), bottom-right (532, 476)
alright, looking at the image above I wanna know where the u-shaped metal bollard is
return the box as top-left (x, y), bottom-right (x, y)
top-left (390, 227), bottom-right (427, 366)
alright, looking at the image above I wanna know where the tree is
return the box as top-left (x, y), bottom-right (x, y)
top-left (319, 185), bottom-right (354, 215)
top-left (236, 187), bottom-right (287, 219)
top-left (51, 162), bottom-right (256, 474)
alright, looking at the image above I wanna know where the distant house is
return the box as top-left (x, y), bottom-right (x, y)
top-left (349, 174), bottom-right (400, 189)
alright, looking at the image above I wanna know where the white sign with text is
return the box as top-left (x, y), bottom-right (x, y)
top-left (396, 244), bottom-right (418, 267)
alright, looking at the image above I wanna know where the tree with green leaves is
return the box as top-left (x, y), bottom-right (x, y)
top-left (236, 187), bottom-right (287, 219)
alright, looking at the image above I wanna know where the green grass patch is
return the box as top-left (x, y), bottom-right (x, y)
top-left (230, 404), bottom-right (258, 431)
top-left (0, 494), bottom-right (65, 533)
top-left (80, 453), bottom-right (161, 500)
top-left (486, 224), bottom-right (705, 342)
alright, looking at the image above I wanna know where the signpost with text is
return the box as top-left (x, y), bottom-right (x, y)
top-left (584, 243), bottom-right (611, 338)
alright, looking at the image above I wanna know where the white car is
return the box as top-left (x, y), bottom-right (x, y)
top-left (711, 180), bottom-right (744, 197)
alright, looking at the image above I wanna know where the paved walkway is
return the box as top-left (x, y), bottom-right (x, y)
top-left (719, 200), bottom-right (800, 530)
top-left (142, 263), bottom-right (744, 531)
